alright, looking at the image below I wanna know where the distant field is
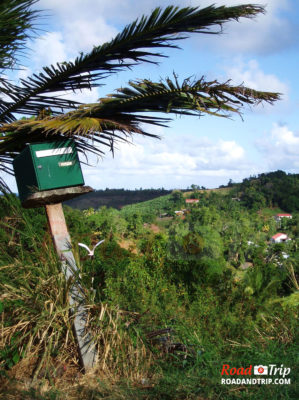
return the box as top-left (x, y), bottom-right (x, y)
top-left (120, 187), bottom-right (234, 219)
top-left (259, 207), bottom-right (285, 217)
top-left (183, 187), bottom-right (230, 197)
top-left (121, 193), bottom-right (173, 215)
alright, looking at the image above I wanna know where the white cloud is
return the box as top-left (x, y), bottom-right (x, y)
top-left (39, 0), bottom-right (179, 23)
top-left (16, 30), bottom-right (102, 104)
top-left (38, 0), bottom-right (295, 57)
top-left (23, 0), bottom-right (293, 103)
top-left (226, 59), bottom-right (288, 94)
top-left (190, 0), bottom-right (294, 54)
top-left (80, 133), bottom-right (253, 189)
top-left (32, 32), bottom-right (67, 67)
top-left (63, 17), bottom-right (118, 54)
top-left (59, 87), bottom-right (100, 105)
top-left (255, 123), bottom-right (299, 171)
top-left (17, 66), bottom-right (32, 81)
top-left (222, 58), bottom-right (289, 114)
top-left (30, 19), bottom-right (117, 68)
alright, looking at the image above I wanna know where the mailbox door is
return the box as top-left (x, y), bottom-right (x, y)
top-left (31, 141), bottom-right (84, 190)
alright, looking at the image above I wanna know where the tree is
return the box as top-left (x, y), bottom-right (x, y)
top-left (0, 2), bottom-right (280, 182)
top-left (170, 190), bottom-right (184, 208)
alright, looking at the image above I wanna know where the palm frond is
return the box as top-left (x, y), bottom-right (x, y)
top-left (0, 4), bottom-right (265, 122)
top-left (0, 0), bottom-right (39, 70)
top-left (0, 75), bottom-right (280, 173)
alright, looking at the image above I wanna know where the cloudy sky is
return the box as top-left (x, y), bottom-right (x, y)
top-left (5, 0), bottom-right (299, 190)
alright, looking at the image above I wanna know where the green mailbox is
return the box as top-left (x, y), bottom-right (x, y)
top-left (13, 140), bottom-right (84, 201)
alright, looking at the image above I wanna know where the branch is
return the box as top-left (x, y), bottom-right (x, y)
top-left (0, 75), bottom-right (280, 173)
top-left (0, 4), bottom-right (265, 122)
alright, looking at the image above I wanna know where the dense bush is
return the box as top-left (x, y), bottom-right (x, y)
top-left (0, 177), bottom-right (298, 399)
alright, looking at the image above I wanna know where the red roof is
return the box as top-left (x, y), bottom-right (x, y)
top-left (276, 213), bottom-right (292, 217)
top-left (272, 233), bottom-right (287, 239)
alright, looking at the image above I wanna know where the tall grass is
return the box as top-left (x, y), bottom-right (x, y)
top-left (0, 191), bottom-right (152, 386)
top-left (0, 186), bottom-right (298, 399)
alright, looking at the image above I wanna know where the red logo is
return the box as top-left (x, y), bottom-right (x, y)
top-left (258, 367), bottom-right (264, 374)
top-left (221, 364), bottom-right (252, 376)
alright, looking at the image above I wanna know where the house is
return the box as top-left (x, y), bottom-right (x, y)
top-left (274, 213), bottom-right (292, 222)
top-left (270, 233), bottom-right (289, 243)
top-left (174, 210), bottom-right (184, 216)
top-left (185, 199), bottom-right (199, 204)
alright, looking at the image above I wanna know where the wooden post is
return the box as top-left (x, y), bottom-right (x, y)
top-left (45, 203), bottom-right (97, 371)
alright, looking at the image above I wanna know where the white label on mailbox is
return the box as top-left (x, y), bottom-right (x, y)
top-left (35, 147), bottom-right (73, 158)
top-left (59, 161), bottom-right (74, 167)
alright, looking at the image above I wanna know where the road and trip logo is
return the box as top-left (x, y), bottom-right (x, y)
top-left (221, 364), bottom-right (291, 385)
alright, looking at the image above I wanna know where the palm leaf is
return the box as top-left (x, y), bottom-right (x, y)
top-left (0, 0), bottom-right (39, 120)
top-left (0, 75), bottom-right (280, 173)
top-left (0, 4), bottom-right (265, 122)
top-left (0, 0), bottom-right (39, 70)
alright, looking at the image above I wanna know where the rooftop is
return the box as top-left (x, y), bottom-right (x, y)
top-left (272, 233), bottom-right (287, 239)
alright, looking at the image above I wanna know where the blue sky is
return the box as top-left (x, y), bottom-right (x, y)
top-left (5, 0), bottom-right (299, 190)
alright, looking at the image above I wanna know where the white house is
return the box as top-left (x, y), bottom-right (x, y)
top-left (274, 213), bottom-right (292, 222)
top-left (270, 233), bottom-right (289, 243)
top-left (174, 210), bottom-right (184, 216)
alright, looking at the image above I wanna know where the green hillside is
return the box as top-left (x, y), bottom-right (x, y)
top-left (0, 172), bottom-right (298, 399)
top-left (64, 188), bottom-right (172, 210)
top-left (232, 170), bottom-right (299, 212)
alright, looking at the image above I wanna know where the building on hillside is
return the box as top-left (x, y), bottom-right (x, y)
top-left (274, 213), bottom-right (292, 222)
top-left (270, 233), bottom-right (289, 243)
top-left (174, 209), bottom-right (187, 216)
top-left (185, 199), bottom-right (199, 204)
top-left (174, 210), bottom-right (184, 216)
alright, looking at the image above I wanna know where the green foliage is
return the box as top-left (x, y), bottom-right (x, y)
top-left (237, 170), bottom-right (299, 212)
top-left (121, 193), bottom-right (173, 221)
top-left (0, 0), bottom-right (293, 396)
top-left (279, 292), bottom-right (299, 309)
top-left (0, 175), bottom-right (298, 399)
top-left (169, 190), bottom-right (184, 208)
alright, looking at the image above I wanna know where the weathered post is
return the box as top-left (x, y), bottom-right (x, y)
top-left (45, 202), bottom-right (97, 370)
top-left (12, 140), bottom-right (97, 371)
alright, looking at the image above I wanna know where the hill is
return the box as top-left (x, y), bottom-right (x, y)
top-left (64, 188), bottom-right (172, 210)
top-left (231, 170), bottom-right (299, 212)
top-left (64, 170), bottom-right (299, 213)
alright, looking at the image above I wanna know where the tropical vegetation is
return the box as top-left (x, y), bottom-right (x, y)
top-left (0, 172), bottom-right (298, 399)
top-left (0, 1), bottom-right (297, 399)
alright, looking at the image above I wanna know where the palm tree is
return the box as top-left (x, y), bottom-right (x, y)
top-left (0, 1), bottom-right (280, 182)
